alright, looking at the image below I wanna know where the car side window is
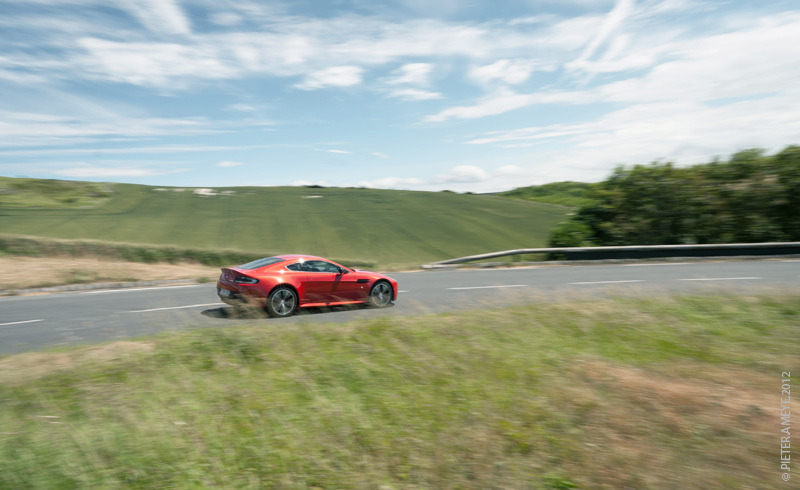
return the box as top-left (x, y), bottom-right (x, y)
top-left (286, 263), bottom-right (304, 272)
top-left (305, 260), bottom-right (341, 273)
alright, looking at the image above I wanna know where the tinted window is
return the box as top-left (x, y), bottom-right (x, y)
top-left (305, 260), bottom-right (342, 273)
top-left (238, 257), bottom-right (287, 270)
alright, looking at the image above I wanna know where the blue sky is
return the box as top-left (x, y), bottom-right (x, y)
top-left (1, 0), bottom-right (799, 192)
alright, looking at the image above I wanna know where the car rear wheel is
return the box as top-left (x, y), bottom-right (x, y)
top-left (265, 286), bottom-right (298, 318)
top-left (368, 281), bottom-right (393, 308)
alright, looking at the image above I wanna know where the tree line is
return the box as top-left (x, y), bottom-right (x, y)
top-left (548, 145), bottom-right (800, 247)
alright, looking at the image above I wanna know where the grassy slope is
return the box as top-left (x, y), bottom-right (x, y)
top-left (1, 294), bottom-right (796, 488)
top-left (0, 177), bottom-right (114, 208)
top-left (498, 181), bottom-right (595, 207)
top-left (0, 181), bottom-right (569, 268)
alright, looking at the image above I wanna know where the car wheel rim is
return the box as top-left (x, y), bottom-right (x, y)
top-left (273, 289), bottom-right (296, 315)
top-left (372, 283), bottom-right (391, 306)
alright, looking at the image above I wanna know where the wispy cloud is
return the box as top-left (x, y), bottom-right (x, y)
top-left (118, 0), bottom-right (192, 35)
top-left (426, 11), bottom-right (800, 122)
top-left (387, 88), bottom-right (443, 101)
top-left (359, 165), bottom-right (490, 189)
top-left (468, 59), bottom-right (544, 86)
top-left (568, 0), bottom-right (636, 75)
top-left (295, 66), bottom-right (364, 90)
top-left (56, 164), bottom-right (185, 178)
top-left (385, 63), bottom-right (434, 85)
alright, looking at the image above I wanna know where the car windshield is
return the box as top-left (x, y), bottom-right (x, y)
top-left (237, 257), bottom-right (287, 270)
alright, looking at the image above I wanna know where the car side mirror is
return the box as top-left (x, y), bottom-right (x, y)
top-left (338, 267), bottom-right (349, 274)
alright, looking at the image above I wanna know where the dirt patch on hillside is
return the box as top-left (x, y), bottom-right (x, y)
top-left (0, 256), bottom-right (220, 291)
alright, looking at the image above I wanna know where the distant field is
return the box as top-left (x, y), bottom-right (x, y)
top-left (1, 294), bottom-right (795, 488)
top-left (498, 181), bottom-right (595, 207)
top-left (0, 179), bottom-right (570, 268)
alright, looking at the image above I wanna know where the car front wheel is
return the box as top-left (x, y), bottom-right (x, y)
top-left (368, 281), bottom-right (393, 308)
top-left (265, 286), bottom-right (298, 318)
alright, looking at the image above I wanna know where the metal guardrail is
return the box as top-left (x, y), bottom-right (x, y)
top-left (422, 242), bottom-right (800, 268)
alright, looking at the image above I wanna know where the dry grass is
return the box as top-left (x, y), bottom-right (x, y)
top-left (0, 341), bottom-right (156, 385)
top-left (0, 256), bottom-right (220, 290)
top-left (563, 360), bottom-right (776, 487)
top-left (1, 294), bottom-right (796, 488)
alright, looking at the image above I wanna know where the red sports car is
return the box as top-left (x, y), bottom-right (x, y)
top-left (216, 255), bottom-right (398, 317)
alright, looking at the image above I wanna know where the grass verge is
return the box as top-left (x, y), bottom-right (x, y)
top-left (1, 294), bottom-right (797, 488)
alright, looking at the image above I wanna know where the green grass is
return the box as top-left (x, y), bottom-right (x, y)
top-left (0, 177), bottom-right (113, 208)
top-left (0, 179), bottom-right (570, 268)
top-left (1, 293), bottom-right (796, 488)
top-left (498, 181), bottom-right (595, 207)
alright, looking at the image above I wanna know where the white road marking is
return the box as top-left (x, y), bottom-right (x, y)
top-left (679, 277), bottom-right (762, 282)
top-left (568, 280), bottom-right (646, 285)
top-left (84, 284), bottom-right (203, 295)
top-left (398, 290), bottom-right (410, 293)
top-left (448, 285), bottom-right (527, 290)
top-left (128, 303), bottom-right (225, 313)
top-left (0, 319), bottom-right (45, 327)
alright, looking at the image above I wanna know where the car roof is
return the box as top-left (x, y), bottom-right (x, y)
top-left (275, 254), bottom-right (328, 261)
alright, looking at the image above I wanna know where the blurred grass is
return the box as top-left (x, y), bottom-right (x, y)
top-left (0, 179), bottom-right (570, 268)
top-left (0, 177), bottom-right (113, 208)
top-left (1, 293), bottom-right (796, 488)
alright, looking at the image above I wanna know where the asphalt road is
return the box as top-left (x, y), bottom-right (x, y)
top-left (1, 259), bottom-right (799, 356)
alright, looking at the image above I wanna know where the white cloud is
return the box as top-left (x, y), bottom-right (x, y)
top-left (360, 165), bottom-right (490, 190)
top-left (382, 63), bottom-right (442, 100)
top-left (7, 10), bottom-right (605, 90)
top-left (325, 149), bottom-right (351, 154)
top-left (114, 0), bottom-right (191, 35)
top-left (388, 88), bottom-right (443, 101)
top-left (294, 66), bottom-right (364, 90)
top-left (56, 165), bottom-right (170, 178)
top-left (0, 111), bottom-right (219, 148)
top-left (427, 11), bottom-right (800, 122)
top-left (78, 38), bottom-right (233, 87)
top-left (425, 89), bottom-right (543, 122)
top-left (465, 91), bottom-right (800, 187)
top-left (386, 63), bottom-right (434, 85)
top-left (227, 103), bottom-right (258, 112)
top-left (468, 59), bottom-right (538, 85)
top-left (1, 144), bottom-right (276, 157)
top-left (432, 165), bottom-right (489, 184)
top-left (357, 176), bottom-right (426, 189)
top-left (570, 0), bottom-right (636, 70)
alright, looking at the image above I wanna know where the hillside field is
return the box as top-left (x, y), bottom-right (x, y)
top-left (0, 179), bottom-right (569, 268)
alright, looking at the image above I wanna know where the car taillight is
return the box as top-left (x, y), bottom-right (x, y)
top-left (234, 275), bottom-right (259, 284)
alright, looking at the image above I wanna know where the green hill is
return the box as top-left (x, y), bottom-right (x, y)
top-left (498, 181), bottom-right (595, 207)
top-left (0, 178), bottom-right (569, 268)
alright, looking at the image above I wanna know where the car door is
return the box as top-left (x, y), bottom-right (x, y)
top-left (303, 260), bottom-right (363, 303)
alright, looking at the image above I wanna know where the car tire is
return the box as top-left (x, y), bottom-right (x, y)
top-left (367, 281), bottom-right (393, 308)
top-left (265, 286), bottom-right (298, 318)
